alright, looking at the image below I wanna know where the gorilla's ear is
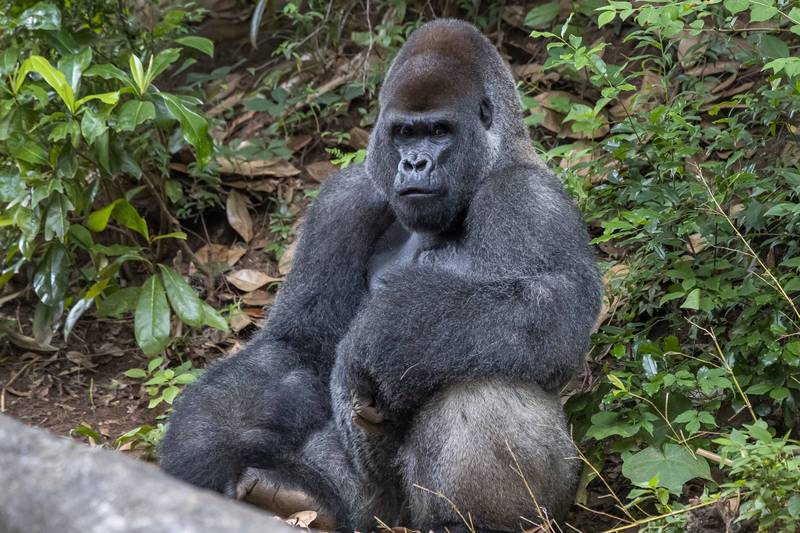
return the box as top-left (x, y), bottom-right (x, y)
top-left (479, 98), bottom-right (493, 130)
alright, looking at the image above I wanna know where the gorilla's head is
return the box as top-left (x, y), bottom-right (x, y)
top-left (367, 19), bottom-right (529, 234)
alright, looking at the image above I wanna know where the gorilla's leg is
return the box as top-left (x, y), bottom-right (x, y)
top-left (159, 341), bottom-right (330, 493)
top-left (235, 421), bottom-right (403, 531)
top-left (398, 379), bottom-right (579, 531)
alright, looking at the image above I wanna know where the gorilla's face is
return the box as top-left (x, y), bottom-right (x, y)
top-left (369, 95), bottom-right (493, 234)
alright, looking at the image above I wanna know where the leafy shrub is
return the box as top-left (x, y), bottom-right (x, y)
top-left (0, 1), bottom-right (227, 356)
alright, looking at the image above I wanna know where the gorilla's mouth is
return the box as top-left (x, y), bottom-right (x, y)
top-left (396, 186), bottom-right (444, 198)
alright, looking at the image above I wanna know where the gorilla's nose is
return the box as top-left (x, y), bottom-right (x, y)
top-left (398, 153), bottom-right (434, 180)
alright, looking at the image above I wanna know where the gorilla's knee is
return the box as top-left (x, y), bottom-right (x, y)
top-left (399, 380), bottom-right (578, 530)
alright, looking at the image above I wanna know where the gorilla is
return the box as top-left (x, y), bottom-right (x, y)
top-left (160, 19), bottom-right (602, 531)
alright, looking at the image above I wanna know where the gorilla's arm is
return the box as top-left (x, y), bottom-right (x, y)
top-left (337, 174), bottom-right (602, 421)
top-left (160, 165), bottom-right (391, 492)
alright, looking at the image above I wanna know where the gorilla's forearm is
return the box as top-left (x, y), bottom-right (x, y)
top-left (341, 262), bottom-right (602, 417)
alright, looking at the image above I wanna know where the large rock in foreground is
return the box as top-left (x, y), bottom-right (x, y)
top-left (0, 414), bottom-right (294, 533)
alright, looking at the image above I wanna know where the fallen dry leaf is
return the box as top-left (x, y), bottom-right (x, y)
top-left (285, 510), bottom-right (317, 529)
top-left (685, 61), bottom-right (741, 78)
top-left (225, 269), bottom-right (282, 292)
top-left (278, 240), bottom-right (298, 276)
top-left (226, 190), bottom-right (254, 242)
top-left (241, 290), bottom-right (276, 306)
top-left (226, 179), bottom-right (277, 193)
top-left (287, 134), bottom-right (312, 152)
top-left (513, 63), bottom-right (559, 84)
top-left (229, 310), bottom-right (253, 333)
top-left (217, 157), bottom-right (301, 177)
top-left (349, 127), bottom-right (370, 149)
top-left (306, 160), bottom-right (336, 183)
top-left (195, 243), bottom-right (247, 267)
top-left (687, 233), bottom-right (708, 254)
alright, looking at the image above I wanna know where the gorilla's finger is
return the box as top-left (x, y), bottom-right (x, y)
top-left (351, 412), bottom-right (385, 434)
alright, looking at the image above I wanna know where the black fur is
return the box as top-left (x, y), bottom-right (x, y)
top-left (160, 19), bottom-right (602, 531)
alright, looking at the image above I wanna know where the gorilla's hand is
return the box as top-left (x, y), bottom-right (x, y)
top-left (350, 389), bottom-right (385, 434)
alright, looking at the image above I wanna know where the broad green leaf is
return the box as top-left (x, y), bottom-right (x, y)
top-left (76, 91), bottom-right (120, 108)
top-left (147, 357), bottom-right (163, 372)
top-left (57, 48), bottom-right (92, 92)
top-left (86, 198), bottom-right (149, 240)
top-left (160, 92), bottom-right (213, 164)
top-left (175, 36), bottom-right (214, 58)
top-left (7, 134), bottom-right (50, 166)
top-left (0, 165), bottom-right (25, 202)
top-left (124, 368), bottom-right (147, 379)
top-left (750, 0), bottom-right (778, 22)
top-left (0, 47), bottom-right (19, 76)
top-left (622, 444), bottom-right (711, 494)
top-left (150, 231), bottom-right (186, 242)
top-left (18, 2), bottom-right (61, 30)
top-left (15, 55), bottom-right (76, 112)
top-left (146, 48), bottom-right (182, 84)
top-left (163, 385), bottom-right (180, 404)
top-left (84, 63), bottom-right (131, 85)
top-left (129, 54), bottom-right (146, 95)
top-left (598, 10), bottom-right (616, 27)
top-left (63, 297), bottom-right (94, 341)
top-left (33, 242), bottom-right (69, 306)
top-left (32, 300), bottom-right (63, 342)
top-left (134, 275), bottom-right (171, 356)
top-left (97, 287), bottom-right (140, 318)
top-left (201, 301), bottom-right (228, 331)
top-left (525, 1), bottom-right (561, 28)
top-left (759, 35), bottom-right (789, 59)
top-left (723, 0), bottom-right (749, 13)
top-left (115, 100), bottom-right (156, 132)
top-left (586, 411), bottom-right (640, 440)
top-left (159, 265), bottom-right (204, 327)
top-left (44, 193), bottom-right (73, 242)
top-left (80, 107), bottom-right (107, 145)
top-left (680, 288), bottom-right (701, 310)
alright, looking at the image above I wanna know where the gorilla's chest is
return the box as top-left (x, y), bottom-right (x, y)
top-left (367, 221), bottom-right (468, 291)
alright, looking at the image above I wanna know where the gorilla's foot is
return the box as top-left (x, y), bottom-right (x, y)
top-left (235, 467), bottom-right (337, 530)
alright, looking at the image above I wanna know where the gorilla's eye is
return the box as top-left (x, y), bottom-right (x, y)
top-left (398, 125), bottom-right (414, 138)
top-left (432, 123), bottom-right (450, 137)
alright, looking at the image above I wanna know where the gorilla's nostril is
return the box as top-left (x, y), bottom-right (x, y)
top-left (402, 160), bottom-right (414, 172)
top-left (414, 160), bottom-right (428, 171)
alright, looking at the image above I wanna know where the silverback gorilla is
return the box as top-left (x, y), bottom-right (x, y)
top-left (160, 19), bottom-right (602, 531)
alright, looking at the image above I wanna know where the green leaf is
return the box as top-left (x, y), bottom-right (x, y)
top-left (0, 165), bottom-right (25, 202)
top-left (750, 0), bottom-right (778, 22)
top-left (16, 55), bottom-right (76, 112)
top-left (723, 0), bottom-right (749, 13)
top-left (44, 193), bottom-right (73, 242)
top-left (598, 10), bottom-right (616, 27)
top-left (63, 297), bottom-right (93, 341)
top-left (175, 36), bottom-right (214, 58)
top-left (134, 275), bottom-right (171, 356)
top-left (759, 35), bottom-right (789, 59)
top-left (115, 100), bottom-right (156, 132)
top-left (86, 199), bottom-right (149, 240)
top-left (18, 2), bottom-right (61, 30)
top-left (200, 301), bottom-right (228, 331)
top-left (33, 242), bottom-right (69, 306)
top-left (163, 385), bottom-right (180, 404)
top-left (124, 368), bottom-right (148, 379)
top-left (97, 287), bottom-right (140, 318)
top-left (525, 1), bottom-right (561, 28)
top-left (7, 134), bottom-right (50, 166)
top-left (57, 48), bottom-right (92, 92)
top-left (159, 92), bottom-right (213, 164)
top-left (84, 63), bottom-right (131, 85)
top-left (80, 107), bottom-right (107, 145)
top-left (159, 265), bottom-right (204, 327)
top-left (622, 444), bottom-right (711, 494)
top-left (680, 288), bottom-right (701, 310)
top-left (147, 357), bottom-right (163, 372)
top-left (0, 47), bottom-right (20, 76)
top-left (147, 48), bottom-right (182, 84)
top-left (586, 411), bottom-right (640, 439)
top-left (75, 91), bottom-right (120, 108)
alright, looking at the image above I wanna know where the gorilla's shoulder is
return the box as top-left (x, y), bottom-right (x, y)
top-left (308, 163), bottom-right (388, 221)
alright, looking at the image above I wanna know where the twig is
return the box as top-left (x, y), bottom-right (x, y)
top-left (602, 496), bottom-right (722, 532)
top-left (140, 173), bottom-right (214, 286)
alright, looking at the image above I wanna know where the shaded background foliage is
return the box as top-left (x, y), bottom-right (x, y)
top-left (1, 0), bottom-right (799, 531)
